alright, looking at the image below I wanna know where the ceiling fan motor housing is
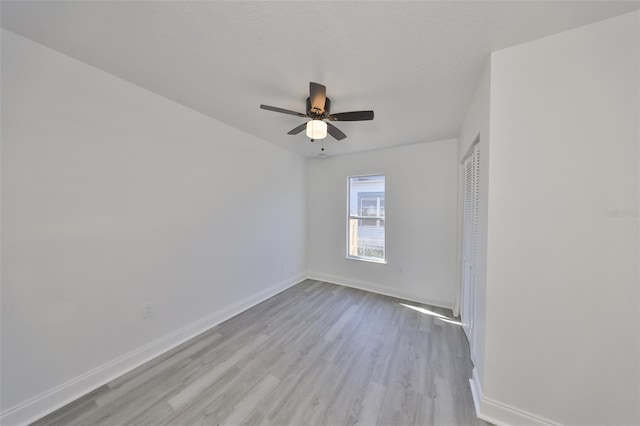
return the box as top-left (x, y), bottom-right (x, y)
top-left (307, 97), bottom-right (330, 118)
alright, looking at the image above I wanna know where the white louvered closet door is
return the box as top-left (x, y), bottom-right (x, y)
top-left (461, 144), bottom-right (479, 356)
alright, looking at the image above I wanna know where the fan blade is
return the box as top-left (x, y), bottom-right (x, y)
top-left (326, 123), bottom-right (347, 140)
top-left (328, 111), bottom-right (374, 121)
top-left (260, 104), bottom-right (307, 117)
top-left (309, 82), bottom-right (327, 113)
top-left (287, 123), bottom-right (307, 135)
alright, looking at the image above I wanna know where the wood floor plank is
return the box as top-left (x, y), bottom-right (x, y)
top-left (358, 381), bottom-right (385, 426)
top-left (30, 385), bottom-right (108, 426)
top-left (323, 304), bottom-right (360, 342)
top-left (31, 280), bottom-right (489, 426)
top-left (96, 332), bottom-right (224, 407)
top-left (167, 334), bottom-right (269, 410)
top-left (219, 374), bottom-right (280, 426)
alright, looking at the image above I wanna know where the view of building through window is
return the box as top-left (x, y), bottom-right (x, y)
top-left (348, 175), bottom-right (385, 262)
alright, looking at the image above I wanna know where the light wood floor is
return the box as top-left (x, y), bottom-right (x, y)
top-left (32, 280), bottom-right (488, 426)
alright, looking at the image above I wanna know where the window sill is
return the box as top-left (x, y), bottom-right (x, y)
top-left (346, 256), bottom-right (387, 265)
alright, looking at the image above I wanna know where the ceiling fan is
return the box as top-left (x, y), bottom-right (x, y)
top-left (260, 82), bottom-right (374, 141)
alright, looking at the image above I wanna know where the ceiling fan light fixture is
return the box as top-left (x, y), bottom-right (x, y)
top-left (306, 120), bottom-right (327, 139)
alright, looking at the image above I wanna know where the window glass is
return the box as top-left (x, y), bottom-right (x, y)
top-left (348, 175), bottom-right (385, 262)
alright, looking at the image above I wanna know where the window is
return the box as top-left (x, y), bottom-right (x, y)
top-left (347, 174), bottom-right (385, 262)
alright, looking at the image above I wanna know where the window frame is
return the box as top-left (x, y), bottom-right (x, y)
top-left (346, 173), bottom-right (387, 264)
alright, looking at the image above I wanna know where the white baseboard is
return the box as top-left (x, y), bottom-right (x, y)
top-left (478, 395), bottom-right (559, 426)
top-left (0, 273), bottom-right (306, 426)
top-left (469, 367), bottom-right (483, 417)
top-left (307, 271), bottom-right (454, 310)
top-left (470, 366), bottom-right (558, 426)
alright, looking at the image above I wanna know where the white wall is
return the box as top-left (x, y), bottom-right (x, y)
top-left (457, 60), bottom-right (490, 391)
top-left (482, 11), bottom-right (639, 425)
top-left (307, 141), bottom-right (459, 309)
top-left (1, 29), bottom-right (307, 425)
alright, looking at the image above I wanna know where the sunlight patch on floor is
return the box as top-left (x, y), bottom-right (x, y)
top-left (399, 303), bottom-right (462, 326)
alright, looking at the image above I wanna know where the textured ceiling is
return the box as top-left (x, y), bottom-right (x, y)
top-left (2, 1), bottom-right (639, 157)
